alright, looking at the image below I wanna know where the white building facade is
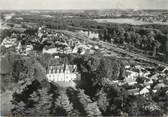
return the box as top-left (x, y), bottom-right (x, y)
top-left (46, 65), bottom-right (79, 82)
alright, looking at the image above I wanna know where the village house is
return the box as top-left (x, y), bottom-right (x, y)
top-left (42, 46), bottom-right (78, 55)
top-left (124, 65), bottom-right (154, 86)
top-left (128, 88), bottom-right (140, 96)
top-left (139, 87), bottom-right (150, 95)
top-left (128, 87), bottom-right (151, 96)
top-left (79, 30), bottom-right (99, 39)
top-left (46, 64), bottom-right (79, 82)
top-left (124, 70), bottom-right (138, 86)
top-left (16, 42), bottom-right (33, 55)
top-left (1, 37), bottom-right (17, 48)
top-left (43, 47), bottom-right (58, 54)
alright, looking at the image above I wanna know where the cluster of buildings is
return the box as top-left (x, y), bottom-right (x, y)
top-left (78, 30), bottom-right (99, 39)
top-left (1, 36), bottom-right (33, 56)
top-left (38, 27), bottom-right (98, 55)
top-left (124, 65), bottom-right (168, 96)
top-left (16, 42), bottom-right (33, 55)
top-left (0, 31), bottom-right (34, 56)
top-left (135, 15), bottom-right (168, 23)
top-left (1, 37), bottom-right (17, 48)
top-left (110, 65), bottom-right (167, 96)
top-left (42, 44), bottom-right (78, 55)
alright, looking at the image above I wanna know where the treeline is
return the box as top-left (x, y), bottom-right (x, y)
top-left (10, 15), bottom-right (68, 30)
top-left (99, 25), bottom-right (167, 55)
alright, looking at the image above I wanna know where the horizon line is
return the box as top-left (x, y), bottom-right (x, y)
top-left (0, 8), bottom-right (168, 11)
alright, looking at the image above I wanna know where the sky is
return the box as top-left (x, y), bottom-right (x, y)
top-left (0, 0), bottom-right (168, 10)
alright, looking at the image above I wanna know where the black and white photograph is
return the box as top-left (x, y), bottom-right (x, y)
top-left (0, 0), bottom-right (168, 116)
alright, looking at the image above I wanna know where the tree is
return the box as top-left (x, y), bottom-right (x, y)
top-left (74, 55), bottom-right (102, 96)
top-left (130, 31), bottom-right (137, 45)
top-left (11, 80), bottom-right (41, 116)
top-left (134, 95), bottom-right (162, 116)
top-left (96, 88), bottom-right (109, 114)
top-left (166, 34), bottom-right (168, 63)
top-left (125, 32), bottom-right (131, 43)
top-left (77, 89), bottom-right (102, 116)
top-left (54, 89), bottom-right (74, 116)
top-left (105, 86), bottom-right (128, 116)
top-left (11, 56), bottom-right (50, 116)
top-left (96, 57), bottom-right (125, 82)
top-left (33, 61), bottom-right (46, 82)
top-left (0, 45), bottom-right (7, 55)
top-left (152, 87), bottom-right (168, 115)
top-left (1, 29), bottom-right (12, 41)
top-left (136, 76), bottom-right (145, 84)
top-left (36, 53), bottom-right (52, 68)
top-left (27, 87), bottom-right (53, 116)
top-left (24, 28), bottom-right (38, 35)
top-left (11, 101), bottom-right (27, 115)
top-left (118, 27), bottom-right (125, 44)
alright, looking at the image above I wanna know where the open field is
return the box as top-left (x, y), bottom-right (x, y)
top-left (95, 18), bottom-right (168, 25)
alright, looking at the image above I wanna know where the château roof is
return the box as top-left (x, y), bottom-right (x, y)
top-left (47, 65), bottom-right (77, 74)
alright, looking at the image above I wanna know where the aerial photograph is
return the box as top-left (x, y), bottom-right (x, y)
top-left (0, 0), bottom-right (168, 116)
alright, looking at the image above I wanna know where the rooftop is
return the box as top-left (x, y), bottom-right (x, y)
top-left (47, 65), bottom-right (77, 74)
